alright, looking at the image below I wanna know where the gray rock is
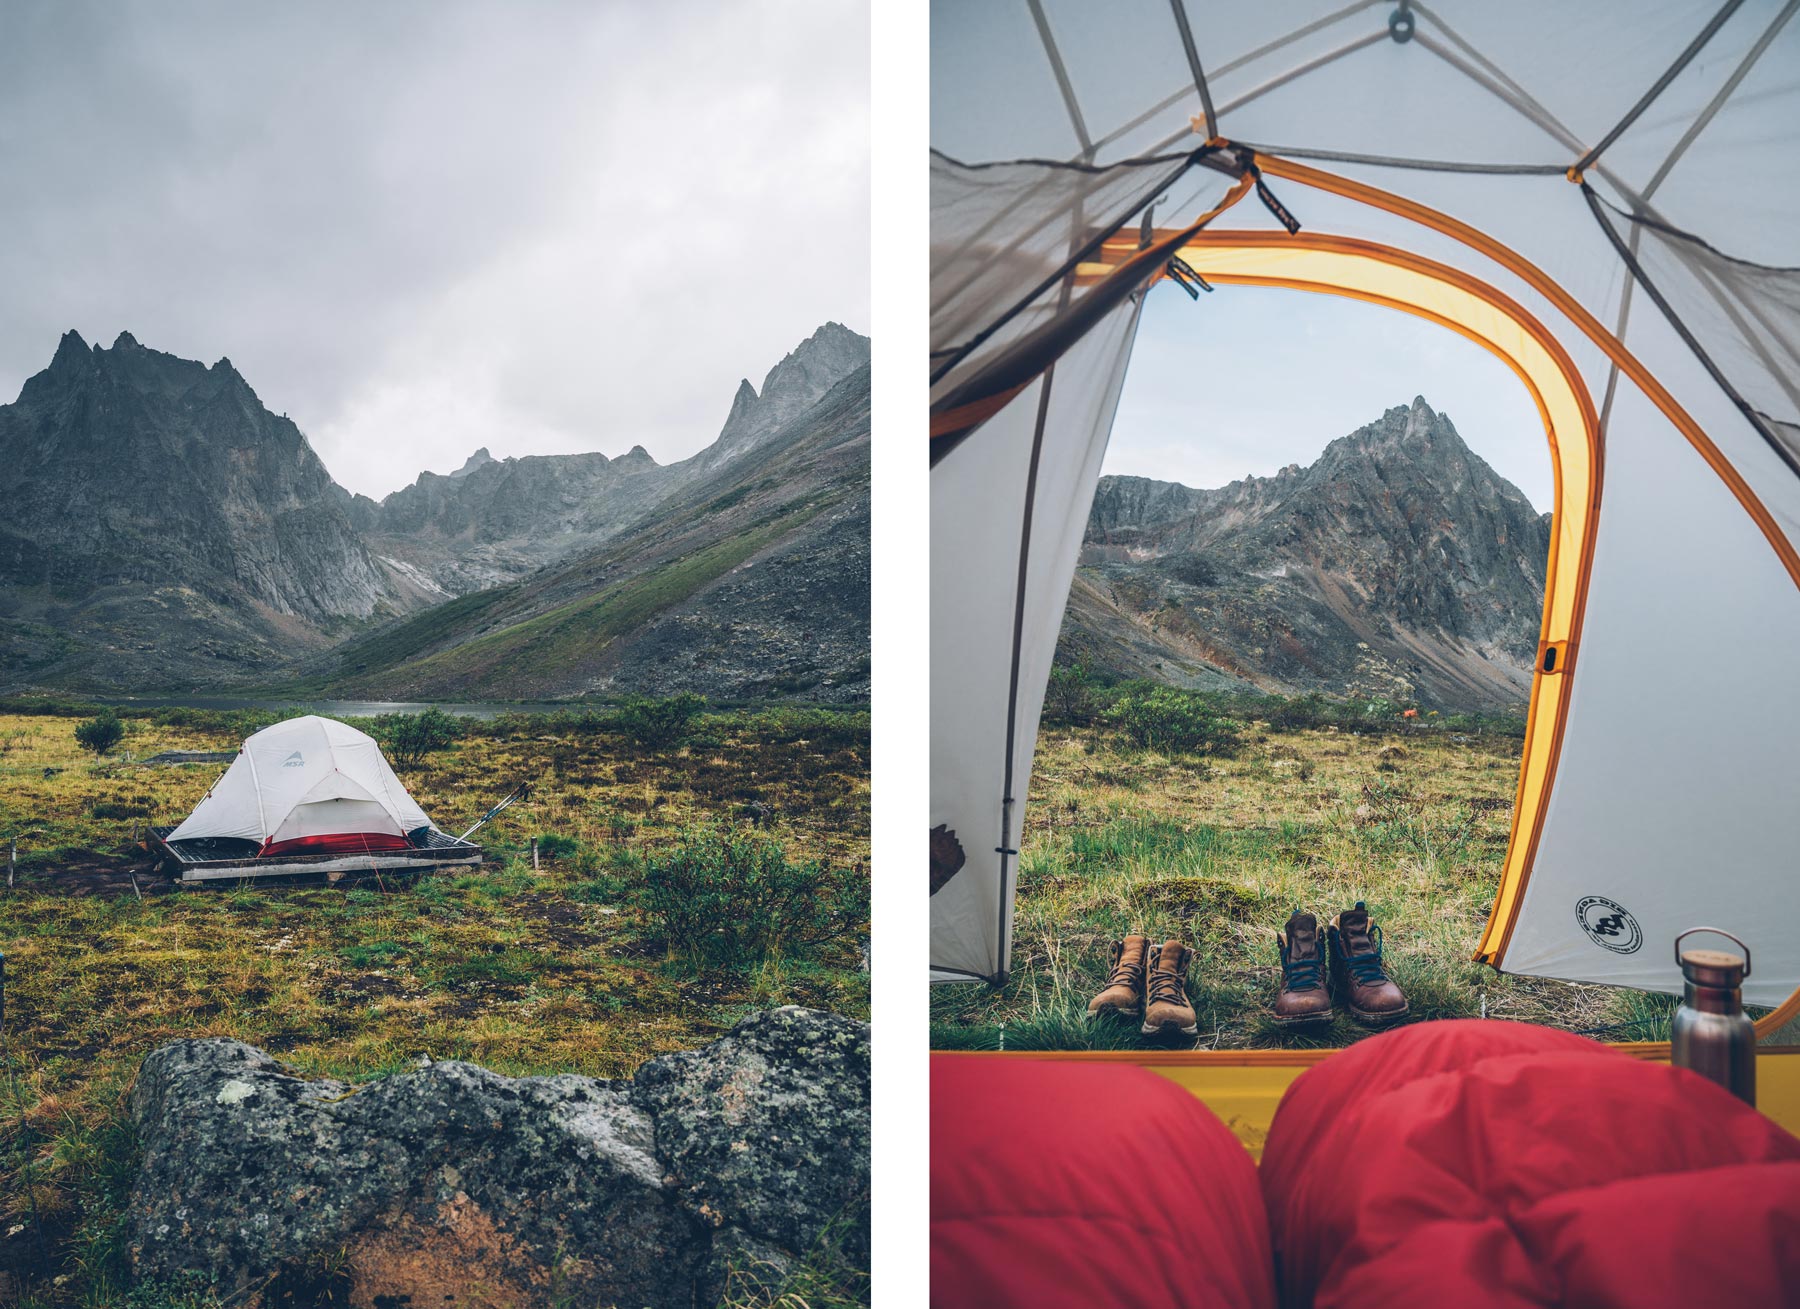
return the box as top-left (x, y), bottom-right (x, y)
top-left (127, 1006), bottom-right (868, 1307)
top-left (632, 1006), bottom-right (871, 1258)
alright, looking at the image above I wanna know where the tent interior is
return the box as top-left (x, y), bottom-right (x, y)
top-left (928, 0), bottom-right (1800, 1135)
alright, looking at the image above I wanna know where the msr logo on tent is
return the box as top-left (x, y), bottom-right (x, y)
top-left (1576, 896), bottom-right (1642, 954)
top-left (281, 751), bottom-right (305, 768)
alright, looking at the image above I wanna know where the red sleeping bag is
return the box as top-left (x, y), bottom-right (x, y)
top-left (932, 1055), bottom-right (1276, 1309)
top-left (1259, 1020), bottom-right (1800, 1308)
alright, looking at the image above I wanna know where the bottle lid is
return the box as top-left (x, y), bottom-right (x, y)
top-left (1679, 948), bottom-right (1745, 987)
top-left (1675, 928), bottom-right (1750, 987)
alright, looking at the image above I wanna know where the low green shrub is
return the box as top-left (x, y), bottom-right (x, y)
top-left (371, 707), bottom-right (460, 771)
top-left (1043, 659), bottom-right (1099, 724)
top-left (1107, 686), bottom-right (1241, 757)
top-left (635, 827), bottom-right (862, 965)
top-left (74, 711), bottom-right (126, 756)
top-left (614, 693), bottom-right (706, 749)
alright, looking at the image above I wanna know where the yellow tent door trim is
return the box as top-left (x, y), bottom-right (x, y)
top-left (1081, 228), bottom-right (1600, 1002)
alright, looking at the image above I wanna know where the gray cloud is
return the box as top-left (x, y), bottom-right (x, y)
top-left (0, 0), bottom-right (869, 496)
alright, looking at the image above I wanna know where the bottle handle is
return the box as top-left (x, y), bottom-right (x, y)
top-left (1674, 926), bottom-right (1752, 978)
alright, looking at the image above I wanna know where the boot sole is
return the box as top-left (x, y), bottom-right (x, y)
top-left (1270, 1009), bottom-right (1335, 1027)
top-left (1087, 1005), bottom-right (1142, 1020)
top-left (1346, 1001), bottom-right (1409, 1026)
top-left (1140, 1019), bottom-right (1199, 1038)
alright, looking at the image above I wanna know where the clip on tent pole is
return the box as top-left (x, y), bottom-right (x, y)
top-left (459, 782), bottom-right (532, 842)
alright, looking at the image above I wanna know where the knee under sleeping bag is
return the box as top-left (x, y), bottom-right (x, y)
top-left (1259, 1020), bottom-right (1800, 1309)
top-left (932, 1055), bottom-right (1277, 1309)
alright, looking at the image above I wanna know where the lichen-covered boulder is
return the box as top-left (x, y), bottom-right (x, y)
top-left (633, 1004), bottom-right (872, 1262)
top-left (127, 1007), bottom-right (869, 1307)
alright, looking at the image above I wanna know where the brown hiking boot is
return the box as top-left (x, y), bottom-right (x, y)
top-left (1328, 901), bottom-right (1408, 1025)
top-left (1141, 941), bottom-right (1199, 1038)
top-left (1086, 934), bottom-right (1148, 1020)
top-left (1273, 910), bottom-right (1334, 1026)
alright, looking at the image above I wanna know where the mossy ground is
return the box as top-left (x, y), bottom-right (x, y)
top-left (0, 708), bottom-right (869, 1306)
top-left (930, 718), bottom-right (1686, 1051)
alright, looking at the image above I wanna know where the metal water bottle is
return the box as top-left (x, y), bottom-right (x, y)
top-left (1669, 927), bottom-right (1756, 1106)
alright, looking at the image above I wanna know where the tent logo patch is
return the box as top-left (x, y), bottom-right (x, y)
top-left (281, 751), bottom-right (305, 768)
top-left (1576, 896), bottom-right (1642, 954)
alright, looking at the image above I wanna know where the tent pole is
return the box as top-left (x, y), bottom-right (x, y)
top-left (1571, 0), bottom-right (1749, 175)
top-left (1641, 0), bottom-right (1798, 201)
top-left (1168, 1), bottom-right (1218, 140)
top-left (1025, 0), bottom-right (1093, 155)
top-left (1083, 0), bottom-right (1383, 161)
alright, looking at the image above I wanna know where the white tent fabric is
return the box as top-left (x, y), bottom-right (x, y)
top-left (929, 1), bottom-right (1800, 1021)
top-left (170, 715), bottom-right (433, 849)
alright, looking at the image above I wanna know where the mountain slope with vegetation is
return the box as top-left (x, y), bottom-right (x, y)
top-left (308, 359), bottom-right (871, 702)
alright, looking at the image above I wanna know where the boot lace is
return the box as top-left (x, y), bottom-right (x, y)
top-left (1105, 946), bottom-right (1141, 988)
top-left (1281, 938), bottom-right (1323, 991)
top-left (1147, 955), bottom-right (1187, 1007)
top-left (1342, 924), bottom-right (1388, 986)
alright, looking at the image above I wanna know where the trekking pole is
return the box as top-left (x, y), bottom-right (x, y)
top-left (458, 781), bottom-right (533, 841)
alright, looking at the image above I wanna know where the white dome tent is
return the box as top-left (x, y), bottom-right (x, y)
top-left (928, 0), bottom-right (1800, 1047)
top-left (153, 715), bottom-right (481, 881)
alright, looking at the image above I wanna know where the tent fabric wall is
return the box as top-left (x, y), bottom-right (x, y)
top-left (931, 300), bottom-right (1144, 982)
top-left (929, 2), bottom-right (1800, 1013)
top-left (170, 716), bottom-right (435, 853)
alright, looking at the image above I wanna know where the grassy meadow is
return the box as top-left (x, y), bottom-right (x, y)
top-left (0, 702), bottom-right (869, 1307)
top-left (930, 685), bottom-right (1685, 1052)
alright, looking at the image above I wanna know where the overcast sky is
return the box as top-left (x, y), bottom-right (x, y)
top-left (1109, 281), bottom-right (1554, 513)
top-left (0, 1), bottom-right (869, 497)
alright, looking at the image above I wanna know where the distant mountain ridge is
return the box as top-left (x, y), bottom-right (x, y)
top-left (0, 323), bottom-right (870, 699)
top-left (317, 359), bottom-right (871, 702)
top-left (336, 322), bottom-right (870, 596)
top-left (1063, 397), bottom-right (1551, 710)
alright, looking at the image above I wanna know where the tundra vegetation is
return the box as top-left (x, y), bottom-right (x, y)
top-left (0, 698), bottom-right (870, 1307)
top-left (931, 672), bottom-right (1705, 1053)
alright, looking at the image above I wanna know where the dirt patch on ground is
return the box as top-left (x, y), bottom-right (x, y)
top-left (11, 851), bottom-right (171, 898)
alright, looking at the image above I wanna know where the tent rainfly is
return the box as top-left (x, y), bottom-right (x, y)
top-left (929, 0), bottom-right (1800, 1038)
top-left (170, 715), bottom-right (437, 857)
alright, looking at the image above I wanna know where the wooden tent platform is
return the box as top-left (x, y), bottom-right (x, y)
top-left (148, 826), bottom-right (482, 883)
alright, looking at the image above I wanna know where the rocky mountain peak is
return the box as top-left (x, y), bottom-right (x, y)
top-left (448, 447), bottom-right (495, 478)
top-left (705, 324), bottom-right (872, 469)
top-left (725, 377), bottom-right (760, 424)
top-left (0, 329), bottom-right (395, 644)
top-left (759, 322), bottom-right (871, 405)
top-left (48, 328), bottom-right (93, 372)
